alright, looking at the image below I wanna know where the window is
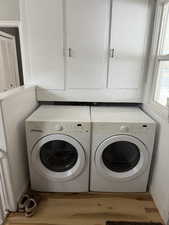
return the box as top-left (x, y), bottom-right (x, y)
top-left (154, 2), bottom-right (169, 107)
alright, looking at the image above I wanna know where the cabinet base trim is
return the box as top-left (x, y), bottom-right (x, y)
top-left (36, 87), bottom-right (142, 103)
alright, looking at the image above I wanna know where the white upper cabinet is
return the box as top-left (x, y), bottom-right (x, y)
top-left (20, 0), bottom-right (153, 102)
top-left (65, 0), bottom-right (110, 89)
top-left (108, 0), bottom-right (149, 89)
top-left (22, 0), bottom-right (64, 89)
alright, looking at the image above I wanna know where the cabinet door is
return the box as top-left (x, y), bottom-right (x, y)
top-left (0, 35), bottom-right (19, 92)
top-left (25, 0), bottom-right (64, 89)
top-left (65, 0), bottom-right (110, 89)
top-left (108, 0), bottom-right (149, 89)
top-left (5, 38), bottom-right (20, 89)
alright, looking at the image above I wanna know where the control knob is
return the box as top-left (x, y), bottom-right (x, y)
top-left (55, 124), bottom-right (63, 131)
top-left (120, 125), bottom-right (129, 133)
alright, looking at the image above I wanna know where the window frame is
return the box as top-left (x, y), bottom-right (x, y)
top-left (146, 0), bottom-right (169, 120)
top-left (154, 1), bottom-right (169, 107)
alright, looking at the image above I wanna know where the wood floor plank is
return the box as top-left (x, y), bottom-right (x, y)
top-left (6, 193), bottom-right (163, 225)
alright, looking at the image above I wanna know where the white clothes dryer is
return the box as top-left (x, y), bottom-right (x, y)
top-left (26, 105), bottom-right (91, 192)
top-left (90, 106), bottom-right (156, 192)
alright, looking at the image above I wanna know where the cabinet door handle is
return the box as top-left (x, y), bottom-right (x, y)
top-left (110, 48), bottom-right (115, 58)
top-left (68, 48), bottom-right (72, 57)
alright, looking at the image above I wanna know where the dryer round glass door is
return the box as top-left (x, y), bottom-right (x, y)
top-left (31, 134), bottom-right (86, 182)
top-left (95, 135), bottom-right (149, 181)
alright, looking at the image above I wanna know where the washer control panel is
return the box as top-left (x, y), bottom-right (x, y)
top-left (118, 123), bottom-right (150, 134)
top-left (29, 121), bottom-right (90, 134)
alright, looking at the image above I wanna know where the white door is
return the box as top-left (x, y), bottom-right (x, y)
top-left (95, 135), bottom-right (149, 181)
top-left (108, 0), bottom-right (149, 89)
top-left (31, 134), bottom-right (86, 182)
top-left (0, 32), bottom-right (20, 92)
top-left (65, 0), bottom-right (110, 89)
top-left (24, 0), bottom-right (64, 89)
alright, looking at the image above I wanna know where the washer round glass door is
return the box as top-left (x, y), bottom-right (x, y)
top-left (95, 135), bottom-right (149, 181)
top-left (31, 134), bottom-right (86, 182)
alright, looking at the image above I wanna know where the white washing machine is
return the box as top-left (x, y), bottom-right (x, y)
top-left (90, 106), bottom-right (156, 192)
top-left (25, 105), bottom-right (91, 192)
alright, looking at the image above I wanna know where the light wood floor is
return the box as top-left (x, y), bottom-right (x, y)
top-left (6, 193), bottom-right (163, 225)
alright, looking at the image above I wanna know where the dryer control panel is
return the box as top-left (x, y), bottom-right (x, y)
top-left (118, 123), bottom-right (153, 136)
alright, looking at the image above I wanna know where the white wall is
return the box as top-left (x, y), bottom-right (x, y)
top-left (150, 116), bottom-right (169, 224)
top-left (0, 86), bottom-right (38, 210)
top-left (143, 104), bottom-right (169, 224)
top-left (0, 0), bottom-right (20, 21)
top-left (142, 1), bottom-right (169, 223)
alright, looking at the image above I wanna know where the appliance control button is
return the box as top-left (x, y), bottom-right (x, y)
top-left (55, 125), bottom-right (63, 131)
top-left (120, 126), bottom-right (129, 133)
